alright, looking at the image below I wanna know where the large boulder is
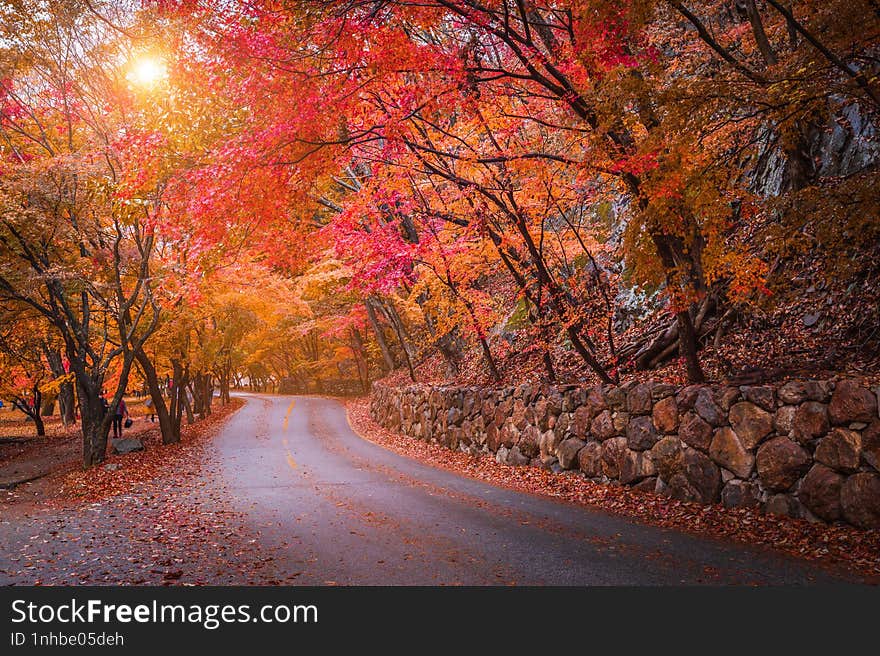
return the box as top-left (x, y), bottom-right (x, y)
top-left (585, 386), bottom-right (607, 414)
top-left (756, 437), bottom-right (811, 492)
top-left (651, 436), bottom-right (685, 481)
top-left (511, 398), bottom-right (532, 430)
top-left (676, 385), bottom-right (702, 410)
top-left (728, 402), bottom-right (773, 449)
top-left (601, 437), bottom-right (627, 480)
top-left (709, 427), bottom-right (755, 478)
top-left (619, 449), bottom-right (656, 485)
top-left (814, 428), bottom-right (862, 473)
top-left (652, 396), bottom-right (679, 434)
top-left (603, 385), bottom-right (627, 410)
top-left (493, 399), bottom-right (512, 428)
top-left (791, 402), bottom-right (830, 444)
top-left (557, 438), bottom-right (586, 470)
top-left (694, 388), bottom-right (725, 426)
top-left (506, 445), bottom-right (531, 466)
top-left (626, 415), bottom-right (658, 451)
top-left (538, 429), bottom-right (561, 465)
top-left (778, 381), bottom-right (810, 405)
top-left (447, 405), bottom-right (463, 427)
top-left (627, 383), bottom-right (654, 415)
top-left (651, 383), bottom-right (677, 400)
top-left (798, 464), bottom-right (843, 522)
top-left (840, 473), bottom-right (880, 529)
top-left (111, 438), bottom-right (144, 455)
top-left (485, 423), bottom-right (500, 451)
top-left (774, 406), bottom-right (797, 436)
top-left (721, 480), bottom-right (762, 509)
top-left (862, 420), bottom-right (880, 473)
top-left (571, 405), bottom-right (596, 439)
top-left (612, 411), bottom-right (630, 434)
top-left (590, 410), bottom-right (617, 441)
top-left (553, 413), bottom-right (571, 440)
top-left (577, 441), bottom-right (604, 478)
top-left (532, 398), bottom-right (549, 431)
top-left (679, 411), bottom-right (713, 452)
top-left (765, 493), bottom-right (803, 519)
top-left (741, 386), bottom-right (776, 412)
top-left (718, 387), bottom-right (741, 411)
top-left (634, 476), bottom-right (658, 493)
top-left (667, 448), bottom-right (721, 504)
top-left (517, 425), bottom-right (540, 458)
top-left (829, 379), bottom-right (877, 425)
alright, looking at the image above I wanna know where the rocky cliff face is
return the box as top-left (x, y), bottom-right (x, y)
top-left (749, 102), bottom-right (879, 196)
top-left (371, 378), bottom-right (880, 529)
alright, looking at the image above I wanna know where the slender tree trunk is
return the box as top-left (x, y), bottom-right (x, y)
top-left (652, 234), bottom-right (706, 383)
top-left (349, 327), bottom-right (370, 392)
top-left (204, 377), bottom-right (214, 415)
top-left (45, 348), bottom-right (75, 426)
top-left (739, 0), bottom-right (777, 65)
top-left (136, 348), bottom-right (178, 445)
top-left (219, 364), bottom-right (231, 405)
top-left (19, 388), bottom-right (47, 437)
top-left (170, 359), bottom-right (189, 437)
top-left (377, 300), bottom-right (417, 381)
top-left (365, 298), bottom-right (395, 373)
top-left (183, 389), bottom-right (195, 425)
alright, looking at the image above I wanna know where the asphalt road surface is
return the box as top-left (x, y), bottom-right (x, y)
top-left (0, 394), bottom-right (854, 585)
top-left (206, 394), bottom-right (846, 584)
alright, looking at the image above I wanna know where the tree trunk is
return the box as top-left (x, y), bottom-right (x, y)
top-left (365, 298), bottom-right (395, 373)
top-left (182, 380), bottom-right (195, 425)
top-left (191, 372), bottom-right (213, 418)
top-left (44, 348), bottom-right (75, 426)
top-left (136, 347), bottom-right (179, 445)
top-left (40, 395), bottom-right (55, 417)
top-left (738, 0), bottom-right (777, 65)
top-left (377, 300), bottom-right (417, 381)
top-left (169, 359), bottom-right (190, 438)
top-left (349, 327), bottom-right (370, 392)
top-left (218, 364), bottom-right (231, 405)
top-left (76, 377), bottom-right (109, 467)
top-left (205, 377), bottom-right (214, 415)
top-left (652, 233), bottom-right (706, 383)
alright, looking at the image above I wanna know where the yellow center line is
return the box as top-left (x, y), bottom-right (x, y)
top-left (282, 399), bottom-right (296, 431)
top-left (283, 399), bottom-right (297, 468)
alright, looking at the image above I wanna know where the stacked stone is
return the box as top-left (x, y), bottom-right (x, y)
top-left (370, 378), bottom-right (880, 529)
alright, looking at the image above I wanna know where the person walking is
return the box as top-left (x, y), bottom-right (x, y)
top-left (113, 397), bottom-right (130, 439)
top-left (145, 395), bottom-right (155, 422)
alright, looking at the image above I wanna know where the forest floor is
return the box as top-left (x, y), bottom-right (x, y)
top-left (0, 398), bottom-right (159, 489)
top-left (383, 241), bottom-right (880, 389)
top-left (0, 398), bottom-right (239, 506)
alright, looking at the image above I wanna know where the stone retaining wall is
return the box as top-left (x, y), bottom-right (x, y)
top-left (370, 379), bottom-right (880, 529)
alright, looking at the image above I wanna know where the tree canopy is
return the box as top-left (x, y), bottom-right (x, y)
top-left (1, 0), bottom-right (878, 466)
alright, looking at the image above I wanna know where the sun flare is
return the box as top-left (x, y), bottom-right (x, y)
top-left (127, 56), bottom-right (167, 87)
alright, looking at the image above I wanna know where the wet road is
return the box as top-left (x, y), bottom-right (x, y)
top-left (210, 394), bottom-right (846, 584)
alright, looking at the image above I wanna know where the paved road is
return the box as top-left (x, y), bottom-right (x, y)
top-left (0, 394), bottom-right (854, 585)
top-left (207, 394), bottom-right (847, 584)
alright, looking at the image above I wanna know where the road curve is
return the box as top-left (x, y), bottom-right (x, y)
top-left (211, 393), bottom-right (848, 585)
